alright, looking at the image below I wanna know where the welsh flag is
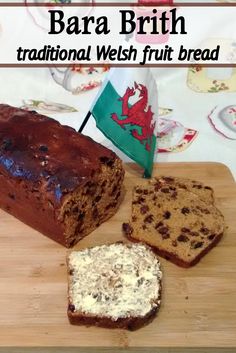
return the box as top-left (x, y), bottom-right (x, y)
top-left (91, 68), bottom-right (158, 177)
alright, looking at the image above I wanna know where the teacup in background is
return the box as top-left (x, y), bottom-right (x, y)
top-left (50, 65), bottom-right (109, 94)
top-left (208, 104), bottom-right (236, 139)
top-left (25, 0), bottom-right (94, 31)
top-left (220, 105), bottom-right (236, 132)
top-left (135, 0), bottom-right (173, 44)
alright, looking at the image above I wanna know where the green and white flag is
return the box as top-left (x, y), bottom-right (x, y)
top-left (91, 68), bottom-right (158, 177)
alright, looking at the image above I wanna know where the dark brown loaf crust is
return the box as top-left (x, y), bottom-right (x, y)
top-left (68, 303), bottom-right (159, 331)
top-left (0, 104), bottom-right (124, 247)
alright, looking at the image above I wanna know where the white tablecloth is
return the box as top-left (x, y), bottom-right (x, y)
top-left (1, 67), bottom-right (235, 180)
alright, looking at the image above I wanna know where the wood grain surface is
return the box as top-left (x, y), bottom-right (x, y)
top-left (0, 162), bottom-right (235, 349)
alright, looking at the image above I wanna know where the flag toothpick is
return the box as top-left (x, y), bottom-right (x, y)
top-left (79, 111), bottom-right (92, 133)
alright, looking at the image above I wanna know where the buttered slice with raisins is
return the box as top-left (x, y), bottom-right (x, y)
top-left (123, 183), bottom-right (225, 268)
top-left (67, 242), bottom-right (162, 330)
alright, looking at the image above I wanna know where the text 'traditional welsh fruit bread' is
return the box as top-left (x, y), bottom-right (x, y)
top-left (68, 243), bottom-right (162, 330)
top-left (0, 104), bottom-right (124, 247)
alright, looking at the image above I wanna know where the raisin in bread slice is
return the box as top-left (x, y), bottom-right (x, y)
top-left (67, 243), bottom-right (162, 330)
top-left (149, 176), bottom-right (214, 204)
top-left (123, 185), bottom-right (224, 268)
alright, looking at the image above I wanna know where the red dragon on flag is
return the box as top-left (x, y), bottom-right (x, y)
top-left (90, 68), bottom-right (158, 177)
top-left (111, 82), bottom-right (156, 152)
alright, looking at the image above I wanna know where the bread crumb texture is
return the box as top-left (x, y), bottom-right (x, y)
top-left (123, 176), bottom-right (225, 267)
top-left (68, 243), bottom-right (162, 320)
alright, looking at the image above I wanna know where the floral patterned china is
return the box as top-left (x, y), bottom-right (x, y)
top-left (208, 105), bottom-right (236, 139)
top-left (50, 65), bottom-right (109, 94)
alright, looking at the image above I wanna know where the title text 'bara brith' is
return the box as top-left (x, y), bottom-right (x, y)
top-left (48, 9), bottom-right (187, 36)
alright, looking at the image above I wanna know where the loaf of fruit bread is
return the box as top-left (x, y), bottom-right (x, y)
top-left (67, 242), bottom-right (162, 330)
top-left (0, 104), bottom-right (124, 247)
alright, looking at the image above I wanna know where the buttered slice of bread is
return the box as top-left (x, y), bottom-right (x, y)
top-left (123, 184), bottom-right (225, 268)
top-left (149, 176), bottom-right (215, 204)
top-left (67, 243), bottom-right (162, 330)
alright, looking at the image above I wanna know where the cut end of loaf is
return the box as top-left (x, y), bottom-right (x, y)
top-left (61, 158), bottom-right (125, 247)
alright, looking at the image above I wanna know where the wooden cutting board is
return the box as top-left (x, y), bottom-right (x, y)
top-left (0, 162), bottom-right (235, 350)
